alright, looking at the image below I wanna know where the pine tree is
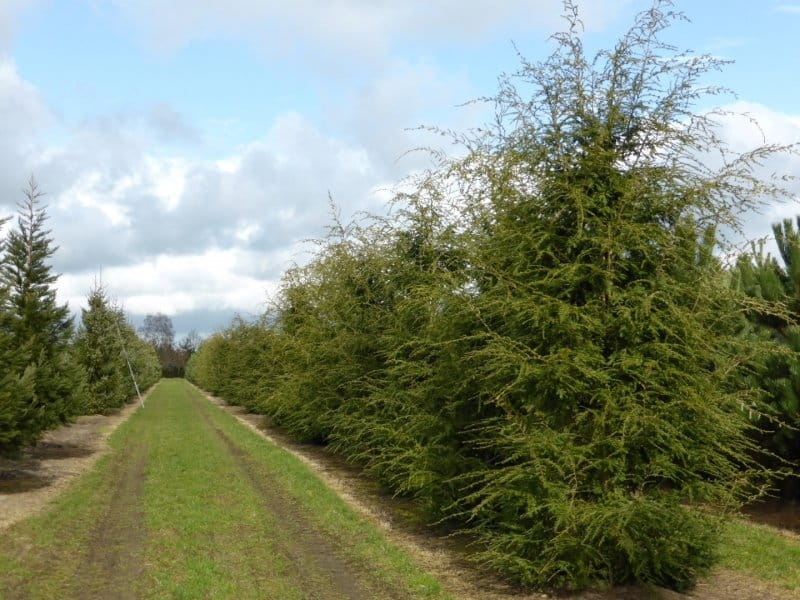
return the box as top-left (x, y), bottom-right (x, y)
top-left (0, 177), bottom-right (81, 435)
top-left (734, 219), bottom-right (800, 498)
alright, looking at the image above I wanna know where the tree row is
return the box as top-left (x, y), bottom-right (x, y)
top-left (0, 179), bottom-right (161, 454)
top-left (187, 1), bottom-right (797, 592)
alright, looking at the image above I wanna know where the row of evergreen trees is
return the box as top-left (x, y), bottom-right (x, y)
top-left (0, 179), bottom-right (161, 455)
top-left (187, 1), bottom-right (797, 592)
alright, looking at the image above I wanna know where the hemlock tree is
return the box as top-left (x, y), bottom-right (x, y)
top-left (401, 0), bottom-right (791, 590)
top-left (188, 1), bottom-right (795, 592)
top-left (0, 178), bottom-right (82, 436)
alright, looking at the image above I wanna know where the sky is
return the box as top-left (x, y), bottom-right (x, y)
top-left (0, 0), bottom-right (798, 338)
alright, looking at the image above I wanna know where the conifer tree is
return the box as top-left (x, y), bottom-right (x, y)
top-left (189, 0), bottom-right (795, 591)
top-left (74, 283), bottom-right (127, 413)
top-left (734, 219), bottom-right (800, 497)
top-left (0, 177), bottom-right (81, 433)
top-left (0, 214), bottom-right (38, 454)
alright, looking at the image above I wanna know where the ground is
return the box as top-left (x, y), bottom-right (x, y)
top-left (0, 380), bottom-right (796, 599)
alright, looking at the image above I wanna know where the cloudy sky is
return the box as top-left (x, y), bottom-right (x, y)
top-left (0, 0), bottom-right (798, 338)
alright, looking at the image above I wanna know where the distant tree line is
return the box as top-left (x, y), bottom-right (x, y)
top-left (0, 178), bottom-right (161, 455)
top-left (138, 313), bottom-right (200, 377)
top-left (188, 1), bottom-right (798, 593)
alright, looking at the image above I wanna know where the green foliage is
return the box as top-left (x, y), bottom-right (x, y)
top-left (190, 1), bottom-right (794, 592)
top-left (73, 283), bottom-right (160, 413)
top-left (0, 178), bottom-right (84, 450)
top-left (0, 179), bottom-right (160, 454)
top-left (733, 220), bottom-right (800, 498)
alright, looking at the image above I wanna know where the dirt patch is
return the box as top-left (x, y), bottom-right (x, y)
top-left (0, 393), bottom-right (149, 531)
top-left (75, 436), bottom-right (149, 600)
top-left (194, 398), bottom-right (390, 600)
top-left (742, 500), bottom-right (800, 535)
top-left (196, 388), bottom-right (798, 600)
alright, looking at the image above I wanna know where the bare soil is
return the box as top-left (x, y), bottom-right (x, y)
top-left (743, 500), bottom-right (800, 535)
top-left (0, 397), bottom-right (145, 531)
top-left (200, 390), bottom-right (799, 600)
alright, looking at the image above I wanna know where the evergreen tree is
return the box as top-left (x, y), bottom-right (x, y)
top-left (734, 219), bottom-right (800, 498)
top-left (189, 1), bottom-right (795, 592)
top-left (0, 177), bottom-right (81, 434)
top-left (420, 1), bottom-right (791, 588)
top-left (0, 213), bottom-right (38, 454)
top-left (74, 283), bottom-right (127, 413)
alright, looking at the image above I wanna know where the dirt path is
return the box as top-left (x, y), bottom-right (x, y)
top-left (199, 388), bottom-right (799, 600)
top-left (76, 436), bottom-right (149, 600)
top-left (193, 396), bottom-right (396, 600)
top-left (0, 380), bottom-right (437, 599)
top-left (0, 396), bottom-right (146, 531)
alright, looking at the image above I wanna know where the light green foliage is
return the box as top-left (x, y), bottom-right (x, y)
top-left (189, 1), bottom-right (794, 592)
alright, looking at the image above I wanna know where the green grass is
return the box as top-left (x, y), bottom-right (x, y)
top-left (718, 519), bottom-right (800, 591)
top-left (0, 379), bottom-right (449, 599)
top-left (3, 378), bottom-right (799, 598)
top-left (193, 387), bottom-right (448, 599)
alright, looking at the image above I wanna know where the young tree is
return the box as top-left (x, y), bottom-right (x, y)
top-left (0, 178), bottom-right (82, 434)
top-left (0, 213), bottom-right (38, 454)
top-left (734, 219), bottom-right (800, 498)
top-left (74, 282), bottom-right (127, 413)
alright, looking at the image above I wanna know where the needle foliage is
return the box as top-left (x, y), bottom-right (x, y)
top-left (188, 1), bottom-right (794, 591)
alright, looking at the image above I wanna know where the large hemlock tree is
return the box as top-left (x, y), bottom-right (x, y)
top-left (189, 1), bottom-right (794, 592)
top-left (0, 179), bottom-right (82, 439)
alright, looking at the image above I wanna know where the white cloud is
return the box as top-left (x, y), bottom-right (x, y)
top-left (59, 247), bottom-right (285, 317)
top-left (99, 0), bottom-right (637, 60)
top-left (711, 102), bottom-right (800, 250)
top-left (775, 5), bottom-right (800, 14)
top-left (0, 0), bottom-right (39, 50)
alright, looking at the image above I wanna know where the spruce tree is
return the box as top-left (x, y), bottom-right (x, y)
top-left (0, 177), bottom-right (81, 434)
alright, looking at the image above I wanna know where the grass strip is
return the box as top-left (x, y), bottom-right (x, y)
top-left (718, 519), bottom-right (800, 591)
top-left (0, 379), bottom-right (450, 599)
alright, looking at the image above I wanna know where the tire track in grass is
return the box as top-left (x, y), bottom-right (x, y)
top-left (74, 431), bottom-right (149, 599)
top-left (193, 396), bottom-right (387, 600)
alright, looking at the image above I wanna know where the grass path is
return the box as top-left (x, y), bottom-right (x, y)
top-left (0, 379), bottom-right (448, 599)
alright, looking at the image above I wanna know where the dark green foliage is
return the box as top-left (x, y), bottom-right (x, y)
top-left (734, 220), bottom-right (800, 498)
top-left (188, 1), bottom-right (793, 592)
top-left (0, 179), bottom-right (159, 454)
top-left (0, 212), bottom-right (38, 453)
top-left (0, 179), bottom-right (84, 449)
top-left (74, 284), bottom-right (126, 413)
top-left (73, 283), bottom-right (160, 413)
